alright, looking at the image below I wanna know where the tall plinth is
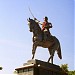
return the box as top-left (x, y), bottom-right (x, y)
top-left (15, 59), bottom-right (68, 75)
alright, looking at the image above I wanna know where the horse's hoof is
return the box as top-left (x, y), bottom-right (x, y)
top-left (32, 56), bottom-right (34, 59)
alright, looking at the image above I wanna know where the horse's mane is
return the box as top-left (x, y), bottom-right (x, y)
top-left (31, 19), bottom-right (41, 31)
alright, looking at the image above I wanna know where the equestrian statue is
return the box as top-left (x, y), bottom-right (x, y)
top-left (27, 16), bottom-right (62, 64)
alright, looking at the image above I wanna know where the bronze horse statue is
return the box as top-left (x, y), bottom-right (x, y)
top-left (27, 18), bottom-right (62, 64)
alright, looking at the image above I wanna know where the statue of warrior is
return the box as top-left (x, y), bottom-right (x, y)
top-left (27, 17), bottom-right (62, 63)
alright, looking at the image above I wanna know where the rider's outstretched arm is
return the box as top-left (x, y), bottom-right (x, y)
top-left (34, 18), bottom-right (42, 25)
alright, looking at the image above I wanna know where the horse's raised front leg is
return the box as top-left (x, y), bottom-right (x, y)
top-left (32, 42), bottom-right (37, 59)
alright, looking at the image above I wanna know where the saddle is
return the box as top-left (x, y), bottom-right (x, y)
top-left (42, 29), bottom-right (53, 42)
top-left (33, 29), bottom-right (54, 42)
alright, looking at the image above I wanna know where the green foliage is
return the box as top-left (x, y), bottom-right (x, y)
top-left (60, 64), bottom-right (75, 75)
top-left (60, 64), bottom-right (68, 73)
top-left (13, 70), bottom-right (18, 74)
top-left (68, 71), bottom-right (75, 75)
top-left (0, 67), bottom-right (2, 70)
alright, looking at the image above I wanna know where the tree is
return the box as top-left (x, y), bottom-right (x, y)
top-left (60, 64), bottom-right (75, 75)
top-left (0, 66), bottom-right (2, 70)
top-left (13, 70), bottom-right (18, 74)
top-left (60, 64), bottom-right (68, 73)
top-left (68, 71), bottom-right (75, 75)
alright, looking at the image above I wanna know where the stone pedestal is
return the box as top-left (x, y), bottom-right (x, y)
top-left (15, 59), bottom-right (68, 75)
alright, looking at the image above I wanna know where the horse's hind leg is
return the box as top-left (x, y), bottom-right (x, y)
top-left (48, 48), bottom-right (55, 64)
top-left (48, 55), bottom-right (53, 63)
top-left (32, 43), bottom-right (37, 59)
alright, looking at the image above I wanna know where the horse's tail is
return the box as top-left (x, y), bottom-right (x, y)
top-left (57, 43), bottom-right (62, 59)
top-left (53, 36), bottom-right (62, 59)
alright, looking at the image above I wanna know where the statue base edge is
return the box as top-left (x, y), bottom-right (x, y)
top-left (15, 59), bottom-right (68, 75)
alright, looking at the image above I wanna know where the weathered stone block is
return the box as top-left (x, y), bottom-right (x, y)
top-left (15, 59), bottom-right (68, 75)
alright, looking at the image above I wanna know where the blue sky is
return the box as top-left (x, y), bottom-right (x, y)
top-left (0, 0), bottom-right (74, 74)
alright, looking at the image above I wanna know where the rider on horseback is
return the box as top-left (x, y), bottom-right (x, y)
top-left (34, 16), bottom-right (52, 41)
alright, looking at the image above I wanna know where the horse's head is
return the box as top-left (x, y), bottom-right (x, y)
top-left (27, 18), bottom-right (36, 32)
